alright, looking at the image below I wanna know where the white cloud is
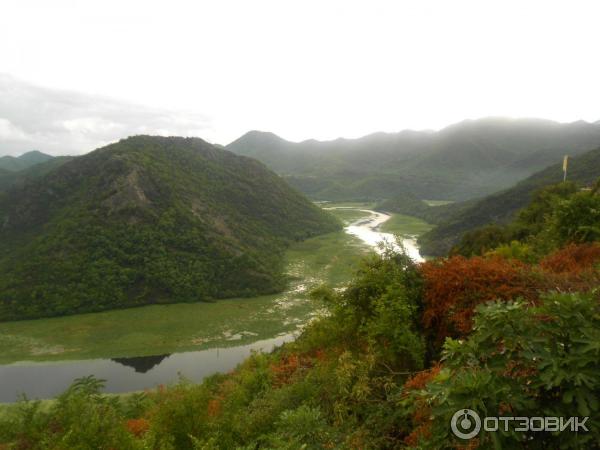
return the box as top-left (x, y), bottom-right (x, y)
top-left (0, 74), bottom-right (214, 156)
top-left (0, 118), bottom-right (29, 142)
top-left (0, 0), bottom-right (599, 151)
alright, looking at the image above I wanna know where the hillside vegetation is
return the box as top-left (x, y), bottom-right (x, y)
top-left (1, 181), bottom-right (599, 449)
top-left (420, 147), bottom-right (600, 255)
top-left (227, 118), bottom-right (600, 201)
top-left (0, 136), bottom-right (340, 321)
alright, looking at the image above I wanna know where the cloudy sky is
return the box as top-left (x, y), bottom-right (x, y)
top-left (1, 0), bottom-right (599, 156)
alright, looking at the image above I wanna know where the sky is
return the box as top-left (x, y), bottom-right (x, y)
top-left (1, 0), bottom-right (599, 156)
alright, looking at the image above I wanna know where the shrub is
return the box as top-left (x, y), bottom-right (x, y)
top-left (420, 256), bottom-right (538, 348)
top-left (407, 293), bottom-right (600, 449)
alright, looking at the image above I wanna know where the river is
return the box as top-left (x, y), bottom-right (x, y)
top-left (328, 207), bottom-right (424, 263)
top-left (0, 208), bottom-right (422, 402)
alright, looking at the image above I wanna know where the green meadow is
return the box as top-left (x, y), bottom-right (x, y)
top-left (379, 213), bottom-right (433, 236)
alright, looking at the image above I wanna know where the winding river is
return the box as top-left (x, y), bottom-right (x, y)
top-left (330, 208), bottom-right (424, 263)
top-left (0, 208), bottom-right (422, 402)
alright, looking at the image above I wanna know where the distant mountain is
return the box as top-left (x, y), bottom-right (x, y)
top-left (226, 118), bottom-right (600, 201)
top-left (0, 150), bottom-right (54, 172)
top-left (0, 136), bottom-right (340, 321)
top-left (0, 156), bottom-right (75, 192)
top-left (419, 147), bottom-right (600, 256)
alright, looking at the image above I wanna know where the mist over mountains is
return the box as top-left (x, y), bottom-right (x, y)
top-left (226, 117), bottom-right (600, 201)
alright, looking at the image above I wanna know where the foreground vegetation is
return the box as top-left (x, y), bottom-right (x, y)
top-left (1, 182), bottom-right (598, 448)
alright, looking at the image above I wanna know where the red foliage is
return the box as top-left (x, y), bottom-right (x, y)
top-left (535, 243), bottom-right (600, 294)
top-left (420, 256), bottom-right (538, 344)
top-left (270, 353), bottom-right (300, 387)
top-left (126, 418), bottom-right (150, 437)
top-left (402, 365), bottom-right (442, 447)
top-left (403, 364), bottom-right (442, 392)
top-left (269, 352), bottom-right (319, 387)
top-left (540, 242), bottom-right (600, 274)
top-left (207, 398), bottom-right (222, 418)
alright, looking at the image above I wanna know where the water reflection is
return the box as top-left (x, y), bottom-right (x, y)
top-left (0, 334), bottom-right (296, 403)
top-left (111, 354), bottom-right (171, 373)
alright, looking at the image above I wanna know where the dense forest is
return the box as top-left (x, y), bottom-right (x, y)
top-left (227, 118), bottom-right (600, 201)
top-left (0, 136), bottom-right (340, 321)
top-left (1, 177), bottom-right (598, 448)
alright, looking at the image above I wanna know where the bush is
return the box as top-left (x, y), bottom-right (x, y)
top-left (420, 256), bottom-right (538, 348)
top-left (407, 293), bottom-right (600, 449)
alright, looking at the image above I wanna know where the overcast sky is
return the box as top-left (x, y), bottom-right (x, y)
top-left (1, 0), bottom-right (599, 156)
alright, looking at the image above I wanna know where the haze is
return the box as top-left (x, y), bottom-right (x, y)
top-left (1, 0), bottom-right (599, 155)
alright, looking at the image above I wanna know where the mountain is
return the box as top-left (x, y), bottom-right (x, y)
top-left (226, 118), bottom-right (600, 201)
top-left (419, 147), bottom-right (600, 256)
top-left (0, 136), bottom-right (340, 321)
top-left (0, 150), bottom-right (54, 172)
top-left (0, 156), bottom-right (75, 192)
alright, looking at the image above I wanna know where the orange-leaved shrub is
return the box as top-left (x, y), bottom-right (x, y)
top-left (540, 242), bottom-right (600, 274)
top-left (420, 256), bottom-right (538, 346)
top-left (401, 364), bottom-right (442, 447)
top-left (125, 418), bottom-right (150, 437)
top-left (537, 243), bottom-right (600, 294)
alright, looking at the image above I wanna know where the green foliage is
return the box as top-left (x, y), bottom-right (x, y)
top-left (0, 136), bottom-right (340, 321)
top-left (413, 293), bottom-right (600, 448)
top-left (552, 190), bottom-right (600, 244)
top-left (486, 240), bottom-right (537, 263)
top-left (313, 246), bottom-right (425, 370)
top-left (0, 376), bottom-right (141, 449)
top-left (451, 181), bottom-right (600, 259)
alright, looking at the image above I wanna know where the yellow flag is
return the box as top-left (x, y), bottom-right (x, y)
top-left (563, 155), bottom-right (569, 172)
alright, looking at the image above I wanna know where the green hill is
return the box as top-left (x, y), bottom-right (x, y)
top-left (419, 147), bottom-right (600, 255)
top-left (0, 150), bottom-right (54, 172)
top-left (0, 136), bottom-right (340, 321)
top-left (226, 118), bottom-right (600, 201)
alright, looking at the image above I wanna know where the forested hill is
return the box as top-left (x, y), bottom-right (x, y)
top-left (226, 118), bottom-right (600, 201)
top-left (0, 135), bottom-right (340, 321)
top-left (419, 147), bottom-right (600, 256)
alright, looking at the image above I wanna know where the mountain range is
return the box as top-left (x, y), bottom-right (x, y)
top-left (0, 136), bottom-right (339, 321)
top-left (226, 118), bottom-right (600, 201)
